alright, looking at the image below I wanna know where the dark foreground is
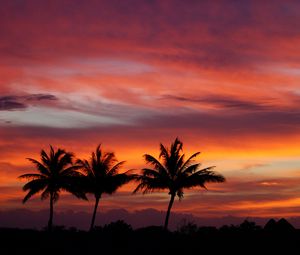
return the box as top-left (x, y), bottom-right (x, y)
top-left (1, 219), bottom-right (299, 255)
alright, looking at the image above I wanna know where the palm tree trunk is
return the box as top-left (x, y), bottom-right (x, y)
top-left (164, 193), bottom-right (175, 230)
top-left (48, 192), bottom-right (54, 232)
top-left (90, 195), bottom-right (100, 231)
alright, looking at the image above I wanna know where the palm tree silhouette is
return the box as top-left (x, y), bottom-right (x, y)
top-left (77, 144), bottom-right (135, 231)
top-left (134, 138), bottom-right (225, 230)
top-left (19, 145), bottom-right (86, 231)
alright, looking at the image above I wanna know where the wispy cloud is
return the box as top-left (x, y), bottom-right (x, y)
top-left (0, 94), bottom-right (57, 111)
top-left (161, 94), bottom-right (272, 111)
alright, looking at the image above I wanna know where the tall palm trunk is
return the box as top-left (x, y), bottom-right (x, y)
top-left (48, 192), bottom-right (54, 231)
top-left (90, 195), bottom-right (101, 231)
top-left (164, 193), bottom-right (175, 230)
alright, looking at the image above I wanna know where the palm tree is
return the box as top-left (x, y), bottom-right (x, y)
top-left (134, 138), bottom-right (225, 230)
top-left (19, 145), bottom-right (86, 231)
top-left (77, 144), bottom-right (135, 231)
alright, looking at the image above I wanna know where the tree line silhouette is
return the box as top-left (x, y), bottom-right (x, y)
top-left (1, 218), bottom-right (298, 255)
top-left (19, 138), bottom-right (225, 231)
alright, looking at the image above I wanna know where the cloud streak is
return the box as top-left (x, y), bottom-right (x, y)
top-left (161, 94), bottom-right (272, 111)
top-left (0, 94), bottom-right (57, 111)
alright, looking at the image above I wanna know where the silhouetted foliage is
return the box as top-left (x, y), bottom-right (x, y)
top-left (1, 218), bottom-right (299, 255)
top-left (239, 220), bottom-right (262, 232)
top-left (19, 145), bottom-right (86, 231)
top-left (264, 218), bottom-right (277, 231)
top-left (102, 220), bottom-right (133, 233)
top-left (134, 137), bottom-right (225, 229)
top-left (77, 144), bottom-right (136, 231)
top-left (277, 218), bottom-right (295, 231)
top-left (264, 218), bottom-right (295, 233)
top-left (176, 219), bottom-right (198, 235)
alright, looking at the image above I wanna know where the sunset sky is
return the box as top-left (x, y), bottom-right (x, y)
top-left (1, 0), bottom-right (300, 223)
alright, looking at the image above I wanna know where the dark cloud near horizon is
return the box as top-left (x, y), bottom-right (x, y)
top-left (161, 94), bottom-right (271, 111)
top-left (0, 93), bottom-right (57, 111)
top-left (0, 100), bottom-right (25, 111)
top-left (25, 94), bottom-right (57, 101)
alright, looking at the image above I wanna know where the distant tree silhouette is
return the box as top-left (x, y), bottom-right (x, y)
top-left (239, 220), bottom-right (262, 232)
top-left (77, 144), bottom-right (135, 231)
top-left (19, 145), bottom-right (86, 231)
top-left (264, 218), bottom-right (295, 233)
top-left (177, 219), bottom-right (198, 235)
top-left (134, 137), bottom-right (225, 230)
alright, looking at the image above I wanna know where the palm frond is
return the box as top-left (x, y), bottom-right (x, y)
top-left (18, 173), bottom-right (46, 180)
top-left (170, 137), bottom-right (183, 157)
top-left (22, 178), bottom-right (48, 192)
top-left (175, 153), bottom-right (185, 171)
top-left (40, 149), bottom-right (50, 167)
top-left (141, 168), bottom-right (160, 177)
top-left (133, 176), bottom-right (168, 194)
top-left (103, 152), bottom-right (117, 169)
top-left (103, 173), bottom-right (132, 194)
top-left (23, 189), bottom-right (43, 203)
top-left (77, 159), bottom-right (92, 176)
top-left (26, 158), bottom-right (50, 176)
top-left (52, 191), bottom-right (60, 202)
top-left (181, 163), bottom-right (202, 175)
top-left (159, 143), bottom-right (169, 162)
top-left (96, 144), bottom-right (102, 160)
top-left (57, 152), bottom-right (73, 172)
top-left (41, 188), bottom-right (50, 200)
top-left (176, 188), bottom-right (184, 200)
top-left (53, 147), bottom-right (66, 163)
top-left (60, 165), bottom-right (82, 176)
top-left (179, 152), bottom-right (201, 173)
top-left (22, 179), bottom-right (48, 203)
top-left (108, 161), bottom-right (125, 176)
top-left (144, 154), bottom-right (168, 174)
top-left (181, 168), bottom-right (225, 189)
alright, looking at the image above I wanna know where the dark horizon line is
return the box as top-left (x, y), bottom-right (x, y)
top-left (1, 207), bottom-right (300, 230)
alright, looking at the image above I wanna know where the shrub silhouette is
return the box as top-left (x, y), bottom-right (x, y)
top-left (176, 219), bottom-right (198, 235)
top-left (102, 220), bottom-right (133, 234)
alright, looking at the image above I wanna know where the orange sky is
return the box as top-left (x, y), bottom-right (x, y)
top-left (1, 0), bottom-right (300, 220)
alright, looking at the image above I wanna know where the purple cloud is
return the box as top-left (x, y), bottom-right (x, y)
top-left (0, 94), bottom-right (57, 111)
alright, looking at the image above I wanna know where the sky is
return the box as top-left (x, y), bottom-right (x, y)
top-left (1, 0), bottom-right (300, 226)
